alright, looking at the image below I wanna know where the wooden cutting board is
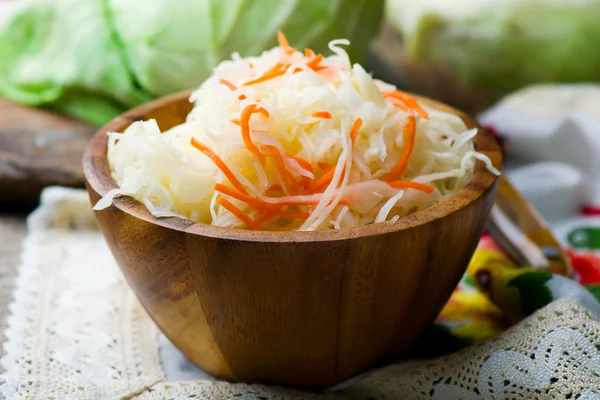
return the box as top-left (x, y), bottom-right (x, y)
top-left (0, 98), bottom-right (96, 204)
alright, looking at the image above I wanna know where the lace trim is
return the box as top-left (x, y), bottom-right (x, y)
top-left (349, 300), bottom-right (600, 399)
top-left (0, 188), bottom-right (164, 399)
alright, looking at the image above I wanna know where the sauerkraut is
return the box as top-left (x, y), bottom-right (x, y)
top-left (94, 33), bottom-right (500, 231)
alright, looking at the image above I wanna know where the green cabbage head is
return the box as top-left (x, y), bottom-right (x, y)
top-left (386, 0), bottom-right (600, 94)
top-left (0, 0), bottom-right (383, 125)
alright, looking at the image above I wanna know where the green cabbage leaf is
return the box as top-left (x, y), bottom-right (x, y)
top-left (386, 0), bottom-right (600, 94)
top-left (0, 0), bottom-right (383, 125)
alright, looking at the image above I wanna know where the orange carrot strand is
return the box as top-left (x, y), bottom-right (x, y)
top-left (306, 54), bottom-right (324, 71)
top-left (350, 118), bottom-right (363, 145)
top-left (231, 119), bottom-right (241, 126)
top-left (215, 183), bottom-right (310, 220)
top-left (388, 180), bottom-right (435, 193)
top-left (304, 48), bottom-right (315, 58)
top-left (265, 197), bottom-right (350, 207)
top-left (384, 91), bottom-right (429, 119)
top-left (244, 63), bottom-right (289, 86)
top-left (387, 98), bottom-right (408, 112)
top-left (238, 94), bottom-right (247, 100)
top-left (291, 155), bottom-right (314, 173)
top-left (307, 162), bottom-right (347, 194)
top-left (214, 183), bottom-right (275, 211)
top-left (219, 78), bottom-right (237, 91)
top-left (383, 115), bottom-right (417, 181)
top-left (254, 212), bottom-right (271, 225)
top-left (300, 176), bottom-right (311, 189)
top-left (290, 176), bottom-right (311, 192)
top-left (312, 111), bottom-right (332, 119)
top-left (217, 198), bottom-right (259, 230)
top-left (240, 105), bottom-right (269, 164)
top-left (277, 31), bottom-right (296, 55)
top-left (264, 145), bottom-right (296, 186)
top-left (190, 138), bottom-right (248, 195)
top-left (307, 166), bottom-right (336, 193)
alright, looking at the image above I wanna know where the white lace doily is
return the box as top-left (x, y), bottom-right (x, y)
top-left (2, 187), bottom-right (600, 399)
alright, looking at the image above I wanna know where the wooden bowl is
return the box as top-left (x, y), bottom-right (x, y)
top-left (83, 90), bottom-right (501, 388)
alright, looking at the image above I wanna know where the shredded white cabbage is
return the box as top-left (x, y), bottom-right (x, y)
top-left (96, 36), bottom-right (500, 231)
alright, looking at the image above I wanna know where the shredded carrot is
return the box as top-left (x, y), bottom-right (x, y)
top-left (231, 119), bottom-right (241, 126)
top-left (217, 198), bottom-right (259, 230)
top-left (266, 184), bottom-right (283, 192)
top-left (290, 180), bottom-right (303, 191)
top-left (264, 145), bottom-right (296, 185)
top-left (306, 54), bottom-right (324, 71)
top-left (312, 111), bottom-right (332, 119)
top-left (248, 62), bottom-right (254, 69)
top-left (244, 62), bottom-right (289, 86)
top-left (254, 212), bottom-right (271, 225)
top-left (350, 118), bottom-right (363, 145)
top-left (290, 176), bottom-right (311, 192)
top-left (299, 176), bottom-right (311, 190)
top-left (190, 138), bottom-right (249, 195)
top-left (384, 91), bottom-right (429, 119)
top-left (291, 155), bottom-right (314, 173)
top-left (277, 31), bottom-right (296, 55)
top-left (215, 183), bottom-right (309, 220)
top-left (245, 46), bottom-right (324, 86)
top-left (219, 78), bottom-right (237, 91)
top-left (307, 166), bottom-right (336, 193)
top-left (219, 79), bottom-right (247, 100)
top-left (307, 162), bottom-right (347, 194)
top-left (264, 197), bottom-right (350, 207)
top-left (388, 180), bottom-right (435, 193)
top-left (214, 183), bottom-right (275, 211)
top-left (259, 207), bottom-right (309, 219)
top-left (240, 105), bottom-right (269, 164)
top-left (305, 48), bottom-right (316, 58)
top-left (383, 115), bottom-right (417, 181)
top-left (317, 162), bottom-right (332, 170)
top-left (387, 98), bottom-right (408, 112)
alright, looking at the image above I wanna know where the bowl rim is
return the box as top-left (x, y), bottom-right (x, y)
top-left (83, 90), bottom-right (502, 243)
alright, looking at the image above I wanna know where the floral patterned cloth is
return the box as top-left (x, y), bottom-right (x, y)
top-left (436, 234), bottom-right (600, 348)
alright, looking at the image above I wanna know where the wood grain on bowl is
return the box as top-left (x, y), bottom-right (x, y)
top-left (83, 90), bottom-right (501, 388)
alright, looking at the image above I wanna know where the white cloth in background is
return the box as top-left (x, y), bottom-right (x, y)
top-left (479, 84), bottom-right (600, 219)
